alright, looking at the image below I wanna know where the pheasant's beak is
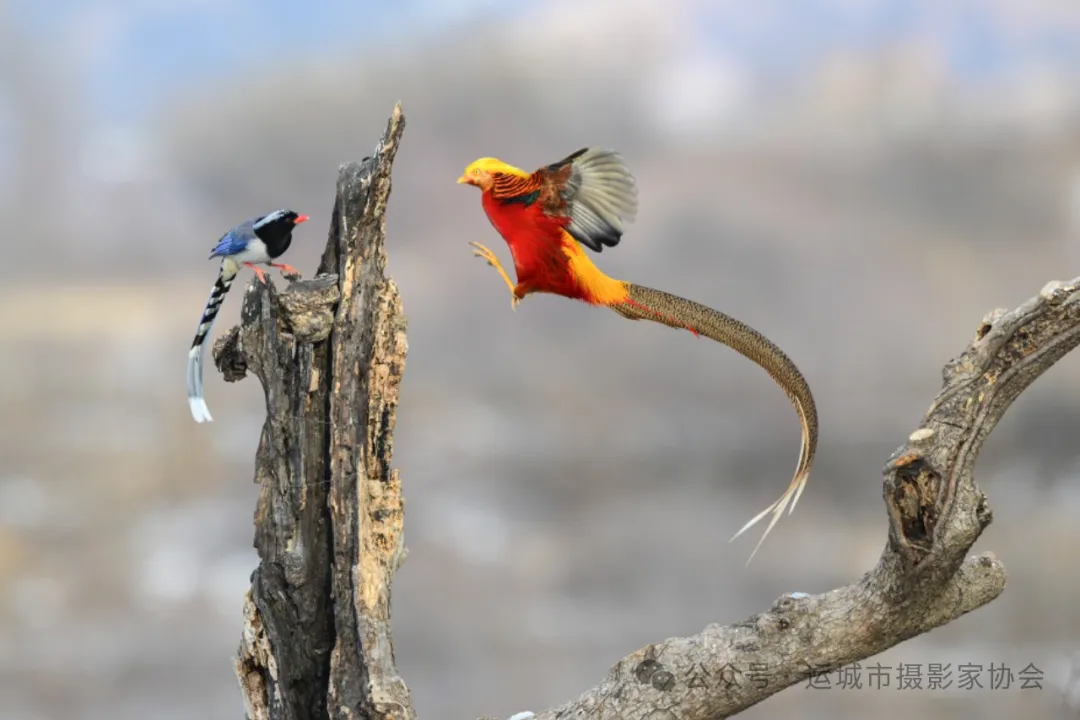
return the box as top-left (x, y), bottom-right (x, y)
top-left (295, 215), bottom-right (309, 224)
top-left (457, 174), bottom-right (473, 185)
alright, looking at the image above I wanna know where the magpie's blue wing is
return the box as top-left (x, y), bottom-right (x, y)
top-left (208, 220), bottom-right (257, 259)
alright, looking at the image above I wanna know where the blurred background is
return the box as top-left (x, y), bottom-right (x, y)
top-left (3, 0), bottom-right (1080, 718)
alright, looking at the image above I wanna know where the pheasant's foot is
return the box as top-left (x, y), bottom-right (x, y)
top-left (469, 241), bottom-right (520, 310)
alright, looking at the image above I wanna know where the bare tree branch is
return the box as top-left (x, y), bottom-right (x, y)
top-left (522, 278), bottom-right (1080, 719)
top-left (209, 102), bottom-right (1080, 720)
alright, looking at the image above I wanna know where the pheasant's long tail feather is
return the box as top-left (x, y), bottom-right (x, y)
top-left (610, 282), bottom-right (819, 564)
top-left (187, 265), bottom-right (238, 423)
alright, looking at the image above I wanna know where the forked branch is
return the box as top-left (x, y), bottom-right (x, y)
top-left (519, 277), bottom-right (1080, 719)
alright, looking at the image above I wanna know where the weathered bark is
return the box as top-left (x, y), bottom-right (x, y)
top-left (217, 104), bottom-right (411, 720)
top-left (211, 102), bottom-right (1080, 720)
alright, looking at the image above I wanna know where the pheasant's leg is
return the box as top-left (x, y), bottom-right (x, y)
top-left (269, 262), bottom-right (301, 277)
top-left (469, 241), bottom-right (521, 310)
top-left (243, 262), bottom-right (269, 283)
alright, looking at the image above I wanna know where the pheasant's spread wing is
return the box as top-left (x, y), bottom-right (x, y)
top-left (535, 148), bottom-right (639, 252)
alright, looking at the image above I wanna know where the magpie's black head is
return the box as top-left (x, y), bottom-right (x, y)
top-left (253, 209), bottom-right (309, 256)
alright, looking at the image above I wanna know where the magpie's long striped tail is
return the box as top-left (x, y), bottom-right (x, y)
top-left (187, 265), bottom-right (239, 422)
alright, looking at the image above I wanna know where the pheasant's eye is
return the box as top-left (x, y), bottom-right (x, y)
top-left (472, 168), bottom-right (480, 175)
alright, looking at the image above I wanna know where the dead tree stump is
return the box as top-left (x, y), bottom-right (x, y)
top-left (214, 104), bottom-right (412, 720)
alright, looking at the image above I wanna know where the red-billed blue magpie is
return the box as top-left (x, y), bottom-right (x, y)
top-left (187, 209), bottom-right (309, 422)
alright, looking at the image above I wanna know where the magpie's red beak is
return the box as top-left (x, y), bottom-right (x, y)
top-left (295, 214), bottom-right (309, 224)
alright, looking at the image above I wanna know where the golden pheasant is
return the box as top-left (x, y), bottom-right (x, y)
top-left (458, 148), bottom-right (819, 562)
